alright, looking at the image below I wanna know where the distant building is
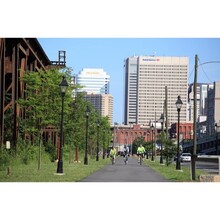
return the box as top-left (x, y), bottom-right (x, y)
top-left (113, 124), bottom-right (153, 148)
top-left (76, 68), bottom-right (110, 94)
top-left (207, 81), bottom-right (220, 134)
top-left (188, 83), bottom-right (213, 122)
top-left (169, 122), bottom-right (193, 140)
top-left (76, 68), bottom-right (113, 124)
top-left (84, 94), bottom-right (113, 125)
top-left (124, 56), bottom-right (188, 125)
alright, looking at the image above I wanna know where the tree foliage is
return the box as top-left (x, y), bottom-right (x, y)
top-left (158, 131), bottom-right (177, 166)
top-left (16, 67), bottom-right (112, 166)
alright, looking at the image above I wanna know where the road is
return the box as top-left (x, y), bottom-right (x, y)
top-left (80, 156), bottom-right (169, 182)
top-left (181, 161), bottom-right (219, 174)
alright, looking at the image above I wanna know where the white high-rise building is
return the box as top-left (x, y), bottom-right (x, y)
top-left (124, 56), bottom-right (188, 125)
top-left (76, 68), bottom-right (110, 94)
top-left (76, 68), bottom-right (113, 124)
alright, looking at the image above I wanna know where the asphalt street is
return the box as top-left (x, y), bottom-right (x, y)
top-left (80, 156), bottom-right (169, 182)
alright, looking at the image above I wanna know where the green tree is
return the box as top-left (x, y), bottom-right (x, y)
top-left (158, 132), bottom-right (177, 166)
top-left (17, 68), bottom-right (74, 169)
top-left (99, 116), bottom-right (111, 159)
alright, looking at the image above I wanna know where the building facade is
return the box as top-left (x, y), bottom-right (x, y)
top-left (76, 68), bottom-right (110, 94)
top-left (113, 124), bottom-right (154, 147)
top-left (188, 83), bottom-right (213, 122)
top-left (169, 122), bottom-right (194, 140)
top-left (207, 81), bottom-right (220, 134)
top-left (124, 56), bottom-right (188, 125)
top-left (0, 38), bottom-right (65, 149)
top-left (84, 94), bottom-right (113, 125)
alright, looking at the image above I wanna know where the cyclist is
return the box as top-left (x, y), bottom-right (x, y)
top-left (137, 144), bottom-right (145, 164)
top-left (110, 146), bottom-right (117, 164)
top-left (123, 145), bottom-right (129, 164)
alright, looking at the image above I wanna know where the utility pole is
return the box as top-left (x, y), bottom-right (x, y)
top-left (191, 54), bottom-right (198, 180)
top-left (154, 112), bottom-right (157, 159)
top-left (165, 86), bottom-right (168, 138)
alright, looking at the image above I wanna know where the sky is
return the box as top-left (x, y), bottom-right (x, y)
top-left (38, 38), bottom-right (220, 124)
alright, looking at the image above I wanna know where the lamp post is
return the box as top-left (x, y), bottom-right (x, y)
top-left (215, 123), bottom-right (219, 155)
top-left (84, 106), bottom-right (90, 165)
top-left (96, 119), bottom-right (100, 161)
top-left (160, 113), bottom-right (164, 164)
top-left (103, 129), bottom-right (106, 159)
top-left (176, 95), bottom-right (182, 170)
top-left (151, 124), bottom-right (154, 161)
top-left (57, 76), bottom-right (68, 174)
top-left (146, 132), bottom-right (149, 159)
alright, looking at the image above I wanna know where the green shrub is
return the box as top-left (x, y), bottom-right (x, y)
top-left (17, 145), bottom-right (38, 165)
top-left (0, 149), bottom-right (10, 171)
top-left (45, 141), bottom-right (57, 162)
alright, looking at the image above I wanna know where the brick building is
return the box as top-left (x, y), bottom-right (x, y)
top-left (169, 122), bottom-right (193, 140)
top-left (113, 124), bottom-right (155, 147)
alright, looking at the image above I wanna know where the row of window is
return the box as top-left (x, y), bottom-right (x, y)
top-left (139, 70), bottom-right (187, 72)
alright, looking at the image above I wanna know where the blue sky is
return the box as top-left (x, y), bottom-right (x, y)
top-left (38, 38), bottom-right (220, 124)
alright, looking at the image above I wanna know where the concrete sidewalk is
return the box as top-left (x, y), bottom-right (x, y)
top-left (80, 156), bottom-right (169, 182)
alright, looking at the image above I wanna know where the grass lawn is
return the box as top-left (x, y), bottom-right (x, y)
top-left (144, 157), bottom-right (206, 182)
top-left (0, 154), bottom-right (110, 182)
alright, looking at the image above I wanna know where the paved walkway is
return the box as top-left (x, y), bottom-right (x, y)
top-left (80, 156), bottom-right (169, 182)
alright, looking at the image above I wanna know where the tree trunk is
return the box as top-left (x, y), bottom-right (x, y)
top-left (38, 130), bottom-right (43, 170)
top-left (75, 144), bottom-right (79, 162)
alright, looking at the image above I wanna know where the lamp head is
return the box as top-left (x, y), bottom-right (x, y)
top-left (160, 113), bottom-right (164, 123)
top-left (59, 76), bottom-right (68, 95)
top-left (86, 106), bottom-right (90, 117)
top-left (176, 95), bottom-right (183, 111)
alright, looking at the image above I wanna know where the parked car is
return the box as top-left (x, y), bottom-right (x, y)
top-left (180, 153), bottom-right (191, 162)
top-left (197, 152), bottom-right (207, 157)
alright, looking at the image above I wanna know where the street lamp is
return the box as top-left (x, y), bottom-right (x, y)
top-left (57, 76), bottom-right (68, 174)
top-left (160, 113), bottom-right (164, 164)
top-left (176, 95), bottom-right (182, 170)
top-left (146, 132), bottom-right (149, 159)
top-left (215, 123), bottom-right (219, 155)
top-left (151, 124), bottom-right (154, 161)
top-left (103, 129), bottom-right (106, 159)
top-left (96, 119), bottom-right (100, 161)
top-left (84, 106), bottom-right (90, 165)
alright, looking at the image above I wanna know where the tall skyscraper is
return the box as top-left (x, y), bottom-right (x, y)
top-left (124, 56), bottom-right (188, 125)
top-left (76, 68), bottom-right (113, 124)
top-left (76, 68), bottom-right (110, 94)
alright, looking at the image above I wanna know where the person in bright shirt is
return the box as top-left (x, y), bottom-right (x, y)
top-left (137, 144), bottom-right (145, 163)
top-left (110, 146), bottom-right (117, 164)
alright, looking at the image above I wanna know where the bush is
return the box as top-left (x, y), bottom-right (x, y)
top-left (17, 145), bottom-right (38, 165)
top-left (0, 149), bottom-right (10, 171)
top-left (45, 141), bottom-right (57, 162)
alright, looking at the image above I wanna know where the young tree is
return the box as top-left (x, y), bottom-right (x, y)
top-left (101, 116), bottom-right (111, 157)
top-left (17, 68), bottom-right (74, 169)
top-left (158, 131), bottom-right (177, 166)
